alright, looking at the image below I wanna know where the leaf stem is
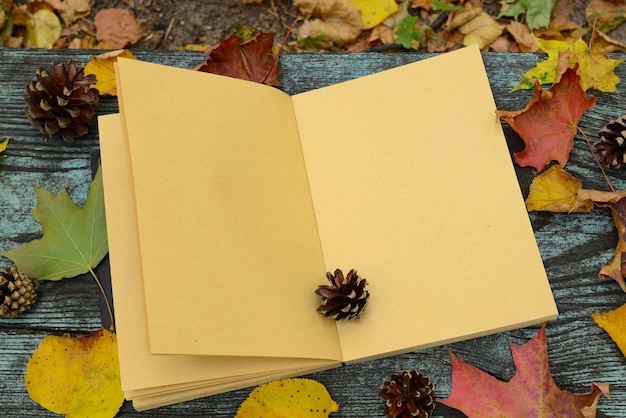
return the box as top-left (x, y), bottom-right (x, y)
top-left (579, 126), bottom-right (615, 192)
top-left (262, 16), bottom-right (301, 85)
top-left (88, 266), bottom-right (114, 330)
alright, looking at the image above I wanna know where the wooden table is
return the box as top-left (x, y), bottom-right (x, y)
top-left (0, 49), bottom-right (625, 417)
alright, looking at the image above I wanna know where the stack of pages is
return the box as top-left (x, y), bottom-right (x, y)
top-left (98, 45), bottom-right (558, 411)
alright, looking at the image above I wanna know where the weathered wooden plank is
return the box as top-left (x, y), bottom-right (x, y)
top-left (0, 49), bottom-right (625, 417)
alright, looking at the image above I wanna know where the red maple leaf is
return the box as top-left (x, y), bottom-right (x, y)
top-left (194, 32), bottom-right (280, 86)
top-left (441, 324), bottom-right (610, 417)
top-left (497, 65), bottom-right (596, 172)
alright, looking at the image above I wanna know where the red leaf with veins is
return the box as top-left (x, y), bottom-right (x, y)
top-left (497, 65), bottom-right (596, 172)
top-left (194, 32), bottom-right (280, 86)
top-left (441, 324), bottom-right (610, 417)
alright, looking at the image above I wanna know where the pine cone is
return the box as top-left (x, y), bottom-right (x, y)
top-left (594, 114), bottom-right (626, 168)
top-left (0, 266), bottom-right (37, 319)
top-left (379, 370), bottom-right (437, 418)
top-left (24, 60), bottom-right (99, 141)
top-left (315, 268), bottom-right (369, 320)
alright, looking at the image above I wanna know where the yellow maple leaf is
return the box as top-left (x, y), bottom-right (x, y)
top-left (512, 37), bottom-right (623, 92)
top-left (84, 49), bottom-right (137, 96)
top-left (349, 0), bottom-right (397, 29)
top-left (592, 303), bottom-right (626, 358)
top-left (25, 328), bottom-right (124, 418)
top-left (236, 378), bottom-right (339, 417)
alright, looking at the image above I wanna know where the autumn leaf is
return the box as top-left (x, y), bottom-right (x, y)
top-left (526, 165), bottom-right (626, 212)
top-left (441, 324), bottom-right (610, 417)
top-left (295, 0), bottom-right (363, 46)
top-left (592, 303), bottom-right (626, 358)
top-left (497, 65), bottom-right (596, 172)
top-left (457, 11), bottom-right (505, 49)
top-left (25, 328), bottom-right (124, 417)
top-left (1, 166), bottom-right (107, 281)
top-left (26, 9), bottom-right (61, 49)
top-left (84, 49), bottom-right (137, 96)
top-left (596, 197), bottom-right (626, 292)
top-left (236, 378), bottom-right (339, 417)
top-left (512, 37), bottom-right (624, 92)
top-left (43, 0), bottom-right (90, 26)
top-left (349, 0), bottom-right (397, 30)
top-left (0, 138), bottom-right (8, 154)
top-left (195, 32), bottom-right (280, 86)
top-left (94, 8), bottom-right (147, 49)
top-left (585, 0), bottom-right (626, 34)
top-left (499, 0), bottom-right (557, 30)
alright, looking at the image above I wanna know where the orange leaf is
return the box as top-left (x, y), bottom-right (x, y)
top-left (94, 8), bottom-right (147, 49)
top-left (441, 324), bottom-right (610, 416)
top-left (592, 303), bottom-right (626, 358)
top-left (497, 65), bottom-right (596, 172)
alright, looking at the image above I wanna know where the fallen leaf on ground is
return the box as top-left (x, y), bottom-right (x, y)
top-left (26, 8), bottom-right (61, 48)
top-left (506, 20), bottom-right (539, 52)
top-left (457, 11), bottom-right (505, 49)
top-left (349, 0), bottom-right (397, 29)
top-left (295, 0), bottom-right (363, 46)
top-left (512, 37), bottom-right (623, 92)
top-left (1, 166), bottom-right (107, 281)
top-left (25, 328), bottom-right (124, 418)
top-left (585, 0), bottom-right (626, 34)
top-left (195, 32), bottom-right (280, 86)
top-left (526, 165), bottom-right (626, 212)
top-left (236, 378), bottom-right (339, 417)
top-left (43, 0), bottom-right (90, 26)
top-left (596, 197), bottom-right (626, 292)
top-left (441, 324), bottom-right (610, 417)
top-left (94, 8), bottom-right (147, 48)
top-left (84, 49), bottom-right (137, 96)
top-left (499, 0), bottom-right (557, 30)
top-left (497, 65), bottom-right (596, 172)
top-left (592, 303), bottom-right (626, 357)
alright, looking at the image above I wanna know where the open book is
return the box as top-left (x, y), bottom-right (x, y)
top-left (98, 45), bottom-right (558, 410)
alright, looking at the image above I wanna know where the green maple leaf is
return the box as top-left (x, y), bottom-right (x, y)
top-left (499, 0), bottom-right (556, 31)
top-left (2, 167), bottom-right (107, 281)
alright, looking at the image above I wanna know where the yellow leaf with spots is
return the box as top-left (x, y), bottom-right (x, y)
top-left (525, 165), bottom-right (593, 213)
top-left (512, 37), bottom-right (623, 92)
top-left (592, 303), bottom-right (626, 358)
top-left (236, 378), bottom-right (339, 417)
top-left (85, 49), bottom-right (137, 96)
top-left (25, 328), bottom-right (124, 418)
top-left (350, 0), bottom-right (398, 29)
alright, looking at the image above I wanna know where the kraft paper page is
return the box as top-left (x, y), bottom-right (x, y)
top-left (98, 113), bottom-right (340, 409)
top-left (291, 45), bottom-right (558, 363)
top-left (114, 58), bottom-right (342, 360)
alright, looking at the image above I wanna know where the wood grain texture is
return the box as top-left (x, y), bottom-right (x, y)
top-left (0, 49), bottom-right (624, 417)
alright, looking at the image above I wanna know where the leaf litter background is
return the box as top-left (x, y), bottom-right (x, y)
top-left (7, 0), bottom-right (626, 51)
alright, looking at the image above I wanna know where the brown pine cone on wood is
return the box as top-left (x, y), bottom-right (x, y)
top-left (24, 60), bottom-right (99, 141)
top-left (379, 370), bottom-right (437, 418)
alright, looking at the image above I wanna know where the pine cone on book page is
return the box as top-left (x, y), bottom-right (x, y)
top-left (379, 370), bottom-right (437, 418)
top-left (0, 265), bottom-right (37, 319)
top-left (24, 60), bottom-right (99, 141)
top-left (315, 268), bottom-right (369, 320)
top-left (595, 114), bottom-right (626, 168)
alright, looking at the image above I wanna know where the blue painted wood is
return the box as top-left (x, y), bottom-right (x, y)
top-left (0, 49), bottom-right (624, 417)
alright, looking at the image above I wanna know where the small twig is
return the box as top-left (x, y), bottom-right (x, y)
top-left (155, 17), bottom-right (176, 50)
top-left (579, 126), bottom-right (616, 193)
